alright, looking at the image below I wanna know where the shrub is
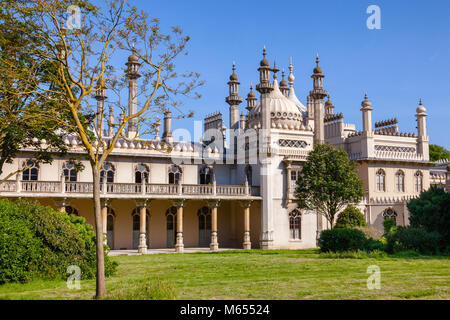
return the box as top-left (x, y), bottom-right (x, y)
top-left (407, 187), bottom-right (450, 250)
top-left (0, 199), bottom-right (118, 284)
top-left (383, 218), bottom-right (396, 235)
top-left (335, 205), bottom-right (367, 228)
top-left (386, 226), bottom-right (441, 254)
top-left (318, 228), bottom-right (367, 252)
top-left (364, 238), bottom-right (386, 252)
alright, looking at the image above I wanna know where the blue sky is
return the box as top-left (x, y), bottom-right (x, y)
top-left (119, 0), bottom-right (450, 148)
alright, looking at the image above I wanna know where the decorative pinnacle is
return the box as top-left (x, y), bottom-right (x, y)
top-left (419, 98), bottom-right (423, 105)
top-left (272, 60), bottom-right (279, 79)
top-left (282, 69), bottom-right (285, 80)
top-left (316, 53), bottom-right (320, 66)
top-left (288, 57), bottom-right (295, 87)
top-left (263, 46), bottom-right (266, 58)
top-left (232, 61), bottom-right (236, 72)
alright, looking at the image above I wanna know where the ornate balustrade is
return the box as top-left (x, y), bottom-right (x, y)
top-left (0, 180), bottom-right (260, 198)
top-left (0, 180), bottom-right (17, 192)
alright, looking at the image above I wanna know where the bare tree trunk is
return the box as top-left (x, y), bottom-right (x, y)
top-left (92, 165), bottom-right (106, 298)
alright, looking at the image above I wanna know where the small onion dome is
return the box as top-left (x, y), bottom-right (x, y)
top-left (279, 79), bottom-right (288, 87)
top-left (325, 97), bottom-right (333, 106)
top-left (260, 47), bottom-right (269, 67)
top-left (247, 90), bottom-right (256, 98)
top-left (361, 93), bottom-right (372, 108)
top-left (229, 72), bottom-right (238, 81)
top-left (313, 65), bottom-right (322, 74)
top-left (128, 53), bottom-right (139, 62)
top-left (260, 57), bottom-right (269, 67)
top-left (416, 99), bottom-right (426, 113)
top-left (313, 54), bottom-right (322, 74)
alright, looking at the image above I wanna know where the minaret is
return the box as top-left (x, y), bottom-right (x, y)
top-left (255, 47), bottom-right (274, 250)
top-left (361, 93), bottom-right (373, 133)
top-left (225, 62), bottom-right (243, 132)
top-left (125, 53), bottom-right (141, 139)
top-left (94, 78), bottom-right (107, 136)
top-left (162, 110), bottom-right (173, 143)
top-left (240, 113), bottom-right (246, 132)
top-left (108, 105), bottom-right (114, 137)
top-left (279, 69), bottom-right (289, 97)
top-left (310, 54), bottom-right (327, 144)
top-left (416, 99), bottom-right (429, 160)
top-left (325, 95), bottom-right (334, 115)
top-left (246, 84), bottom-right (257, 112)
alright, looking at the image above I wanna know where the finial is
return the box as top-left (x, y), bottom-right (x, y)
top-left (364, 92), bottom-right (368, 100)
top-left (419, 98), bottom-right (423, 105)
top-left (232, 61), bottom-right (236, 71)
top-left (272, 60), bottom-right (279, 79)
top-left (288, 57), bottom-right (295, 87)
top-left (282, 69), bottom-right (285, 80)
top-left (263, 46), bottom-right (266, 58)
top-left (316, 53), bottom-right (320, 65)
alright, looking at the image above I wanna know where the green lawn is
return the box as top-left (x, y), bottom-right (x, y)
top-left (0, 249), bottom-right (449, 300)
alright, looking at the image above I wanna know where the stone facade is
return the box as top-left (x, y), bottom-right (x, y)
top-left (0, 49), bottom-right (435, 251)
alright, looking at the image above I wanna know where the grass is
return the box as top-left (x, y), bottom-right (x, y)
top-left (0, 249), bottom-right (449, 300)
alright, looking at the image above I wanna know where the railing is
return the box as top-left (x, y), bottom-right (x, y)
top-left (0, 181), bottom-right (17, 192)
top-left (65, 182), bottom-right (93, 193)
top-left (22, 181), bottom-right (60, 193)
top-left (2, 180), bottom-right (261, 197)
top-left (182, 184), bottom-right (214, 195)
top-left (217, 185), bottom-right (247, 196)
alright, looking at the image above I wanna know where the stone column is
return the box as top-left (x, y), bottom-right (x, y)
top-left (137, 200), bottom-right (150, 254)
top-left (207, 200), bottom-right (221, 251)
top-left (240, 200), bottom-right (253, 250)
top-left (173, 199), bottom-right (186, 253)
top-left (283, 160), bottom-right (292, 207)
top-left (100, 199), bottom-right (110, 245)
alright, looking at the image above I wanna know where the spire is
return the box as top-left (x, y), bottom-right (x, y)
top-left (246, 83), bottom-right (257, 112)
top-left (280, 69), bottom-right (289, 97)
top-left (288, 57), bottom-right (295, 87)
top-left (272, 60), bottom-right (279, 80)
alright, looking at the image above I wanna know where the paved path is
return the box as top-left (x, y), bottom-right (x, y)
top-left (108, 247), bottom-right (238, 256)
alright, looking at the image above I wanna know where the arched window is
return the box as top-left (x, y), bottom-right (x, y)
top-left (395, 170), bottom-right (404, 192)
top-left (414, 171), bottom-right (423, 192)
top-left (22, 160), bottom-right (39, 181)
top-left (65, 206), bottom-right (79, 216)
top-left (106, 208), bottom-right (115, 249)
top-left (165, 206), bottom-right (178, 247)
top-left (245, 165), bottom-right (253, 186)
top-left (131, 208), bottom-right (150, 248)
top-left (197, 206), bottom-right (212, 246)
top-left (289, 210), bottom-right (301, 240)
top-left (63, 162), bottom-right (77, 182)
top-left (199, 166), bottom-right (213, 185)
top-left (100, 162), bottom-right (115, 183)
top-left (376, 169), bottom-right (385, 192)
top-left (135, 164), bottom-right (149, 184)
top-left (382, 208), bottom-right (397, 225)
top-left (168, 165), bottom-right (181, 185)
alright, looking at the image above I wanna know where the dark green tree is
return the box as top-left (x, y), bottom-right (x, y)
top-left (407, 186), bottom-right (450, 248)
top-left (429, 144), bottom-right (450, 162)
top-left (295, 144), bottom-right (364, 229)
top-left (335, 205), bottom-right (367, 228)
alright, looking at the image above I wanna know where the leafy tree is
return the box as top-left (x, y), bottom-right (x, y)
top-left (7, 0), bottom-right (203, 298)
top-left (295, 144), bottom-right (364, 229)
top-left (407, 186), bottom-right (450, 248)
top-left (0, 0), bottom-right (72, 182)
top-left (335, 205), bottom-right (367, 228)
top-left (429, 144), bottom-right (450, 162)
